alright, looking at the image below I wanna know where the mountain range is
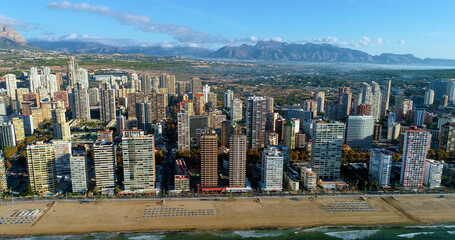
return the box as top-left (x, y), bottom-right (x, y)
top-left (1, 25), bottom-right (455, 66)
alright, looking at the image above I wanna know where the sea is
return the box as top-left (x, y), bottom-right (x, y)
top-left (4, 224), bottom-right (455, 240)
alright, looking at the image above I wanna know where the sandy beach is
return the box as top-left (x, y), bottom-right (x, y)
top-left (1, 195), bottom-right (455, 236)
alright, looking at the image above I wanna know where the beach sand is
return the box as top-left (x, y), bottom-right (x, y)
top-left (1, 195), bottom-right (454, 236)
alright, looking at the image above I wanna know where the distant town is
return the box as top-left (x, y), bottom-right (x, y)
top-left (0, 53), bottom-right (454, 200)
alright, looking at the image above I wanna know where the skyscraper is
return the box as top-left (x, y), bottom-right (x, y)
top-left (400, 127), bottom-right (431, 188)
top-left (100, 83), bottom-right (116, 122)
top-left (122, 135), bottom-right (156, 192)
top-left (5, 74), bottom-right (17, 100)
top-left (310, 122), bottom-right (344, 179)
top-left (246, 96), bottom-right (266, 150)
top-left (177, 111), bottom-right (190, 151)
top-left (423, 159), bottom-right (443, 188)
top-left (221, 121), bottom-right (233, 148)
top-left (52, 140), bottom-right (72, 176)
top-left (229, 134), bottom-right (247, 187)
top-left (265, 97), bottom-right (274, 113)
top-left (381, 79), bottom-right (391, 117)
top-left (67, 57), bottom-right (77, 88)
top-left (369, 149), bottom-right (392, 187)
top-left (230, 98), bottom-right (243, 122)
top-left (72, 83), bottom-right (91, 120)
top-left (93, 140), bottom-right (116, 193)
top-left (224, 90), bottom-right (234, 109)
top-left (190, 77), bottom-right (202, 93)
top-left (345, 116), bottom-right (374, 150)
top-left (424, 89), bottom-right (435, 106)
top-left (27, 142), bottom-right (56, 193)
top-left (200, 133), bottom-right (218, 188)
top-left (194, 93), bottom-right (205, 115)
top-left (261, 146), bottom-right (284, 191)
top-left (439, 123), bottom-right (455, 152)
top-left (70, 147), bottom-right (88, 193)
top-left (283, 120), bottom-right (296, 149)
top-left (11, 117), bottom-right (25, 143)
top-left (0, 122), bottom-right (16, 149)
top-left (429, 79), bottom-right (455, 100)
top-left (315, 91), bottom-right (325, 114)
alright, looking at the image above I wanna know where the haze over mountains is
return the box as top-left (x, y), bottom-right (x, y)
top-left (1, 25), bottom-right (455, 66)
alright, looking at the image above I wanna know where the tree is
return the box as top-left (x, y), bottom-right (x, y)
top-left (4, 160), bottom-right (11, 169)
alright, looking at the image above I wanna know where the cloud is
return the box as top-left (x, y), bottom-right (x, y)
top-left (46, 1), bottom-right (216, 44)
top-left (398, 40), bottom-right (405, 44)
top-left (0, 14), bottom-right (37, 30)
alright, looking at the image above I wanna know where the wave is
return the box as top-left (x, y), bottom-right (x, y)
top-left (232, 230), bottom-right (285, 238)
top-left (397, 232), bottom-right (434, 238)
top-left (447, 231), bottom-right (455, 235)
top-left (128, 235), bottom-right (165, 240)
top-left (324, 230), bottom-right (380, 240)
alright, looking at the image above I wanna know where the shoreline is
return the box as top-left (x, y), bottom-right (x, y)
top-left (1, 195), bottom-right (455, 236)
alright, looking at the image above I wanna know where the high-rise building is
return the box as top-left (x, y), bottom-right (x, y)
top-left (301, 167), bottom-right (317, 189)
top-left (0, 122), bottom-right (16, 149)
top-left (310, 122), bottom-right (344, 179)
top-left (18, 115), bottom-right (33, 136)
top-left (53, 90), bottom-right (69, 108)
top-left (11, 117), bottom-right (25, 143)
top-left (202, 84), bottom-right (210, 103)
top-left (67, 57), bottom-right (77, 87)
top-left (0, 151), bottom-right (6, 192)
top-left (369, 149), bottom-right (392, 187)
top-left (190, 77), bottom-right (202, 93)
top-left (265, 97), bottom-right (274, 113)
top-left (177, 81), bottom-right (186, 94)
top-left (230, 98), bottom-right (243, 122)
top-left (439, 123), bottom-right (455, 152)
top-left (229, 135), bottom-right (247, 187)
top-left (207, 92), bottom-right (217, 108)
top-left (70, 152), bottom-right (88, 193)
top-left (429, 79), bottom-right (455, 100)
top-left (400, 127), bottom-right (431, 188)
top-left (261, 146), bottom-right (283, 191)
top-left (52, 140), bottom-right (72, 176)
top-left (27, 142), bottom-right (56, 193)
top-left (5, 74), bottom-right (17, 100)
top-left (97, 129), bottom-right (113, 142)
top-left (29, 67), bottom-right (41, 93)
top-left (200, 133), bottom-right (218, 188)
top-left (246, 96), bottom-right (266, 150)
top-left (345, 116), bottom-right (374, 149)
top-left (315, 92), bottom-right (325, 114)
top-left (122, 135), bottom-right (156, 192)
top-left (177, 111), bottom-right (190, 151)
top-left (100, 83), bottom-right (116, 122)
top-left (221, 121), bottom-right (233, 148)
top-left (224, 90), bottom-right (234, 109)
top-left (89, 88), bottom-right (100, 106)
top-left (194, 93), bottom-right (205, 115)
top-left (423, 159), bottom-right (443, 188)
top-left (424, 89), bottom-right (435, 106)
top-left (356, 82), bottom-right (381, 120)
top-left (381, 79), bottom-right (391, 117)
top-left (93, 140), bottom-right (116, 193)
top-left (283, 120), bottom-right (296, 149)
top-left (72, 84), bottom-right (91, 120)
top-left (301, 99), bottom-right (318, 117)
top-left (396, 99), bottom-right (413, 121)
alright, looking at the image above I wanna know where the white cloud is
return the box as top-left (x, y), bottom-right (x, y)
top-left (0, 14), bottom-right (37, 30)
top-left (398, 40), bottom-right (405, 44)
top-left (47, 1), bottom-right (210, 43)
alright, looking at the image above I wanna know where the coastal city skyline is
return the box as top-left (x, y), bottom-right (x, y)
top-left (2, 2), bottom-right (455, 239)
top-left (0, 0), bottom-right (455, 58)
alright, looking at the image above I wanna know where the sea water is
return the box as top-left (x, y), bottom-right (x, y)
top-left (4, 224), bottom-right (455, 239)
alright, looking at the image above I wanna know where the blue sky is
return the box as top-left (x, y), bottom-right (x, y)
top-left (1, 0), bottom-right (454, 58)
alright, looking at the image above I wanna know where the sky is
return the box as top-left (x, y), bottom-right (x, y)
top-left (1, 0), bottom-right (454, 58)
